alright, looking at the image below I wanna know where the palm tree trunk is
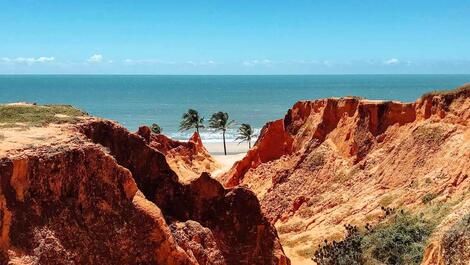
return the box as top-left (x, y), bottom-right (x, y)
top-left (196, 124), bottom-right (199, 134)
top-left (223, 130), bottom-right (227, 155)
top-left (248, 139), bottom-right (251, 149)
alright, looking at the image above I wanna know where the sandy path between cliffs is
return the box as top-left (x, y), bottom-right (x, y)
top-left (204, 141), bottom-right (247, 177)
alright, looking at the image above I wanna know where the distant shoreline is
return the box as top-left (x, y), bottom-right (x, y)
top-left (203, 141), bottom-right (249, 156)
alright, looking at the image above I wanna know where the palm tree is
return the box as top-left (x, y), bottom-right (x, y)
top-left (151, 123), bottom-right (162, 134)
top-left (209, 111), bottom-right (235, 155)
top-left (179, 109), bottom-right (204, 134)
top-left (236, 123), bottom-right (255, 149)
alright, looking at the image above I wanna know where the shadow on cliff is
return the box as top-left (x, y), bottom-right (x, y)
top-left (80, 120), bottom-right (289, 265)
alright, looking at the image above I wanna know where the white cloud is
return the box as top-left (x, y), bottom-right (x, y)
top-left (385, 58), bottom-right (400, 65)
top-left (242, 59), bottom-right (272, 67)
top-left (122, 59), bottom-right (177, 65)
top-left (186, 60), bottom-right (216, 66)
top-left (36, 56), bottom-right (55, 63)
top-left (0, 56), bottom-right (55, 65)
top-left (88, 54), bottom-right (103, 63)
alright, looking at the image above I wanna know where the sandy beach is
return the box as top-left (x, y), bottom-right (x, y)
top-left (204, 141), bottom-right (249, 176)
top-left (203, 141), bottom-right (249, 155)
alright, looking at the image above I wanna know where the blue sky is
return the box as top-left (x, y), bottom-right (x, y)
top-left (1, 0), bottom-right (469, 74)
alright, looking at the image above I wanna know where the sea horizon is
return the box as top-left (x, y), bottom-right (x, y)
top-left (1, 74), bottom-right (469, 142)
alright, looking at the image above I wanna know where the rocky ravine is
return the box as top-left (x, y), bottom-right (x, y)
top-left (221, 85), bottom-right (470, 264)
top-left (0, 114), bottom-right (289, 264)
top-left (136, 125), bottom-right (221, 183)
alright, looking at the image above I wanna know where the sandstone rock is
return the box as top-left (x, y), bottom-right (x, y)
top-left (0, 117), bottom-right (289, 265)
top-left (136, 126), bottom-right (220, 183)
top-left (220, 84), bottom-right (470, 264)
top-left (170, 220), bottom-right (226, 265)
top-left (0, 144), bottom-right (195, 265)
top-left (81, 120), bottom-right (289, 265)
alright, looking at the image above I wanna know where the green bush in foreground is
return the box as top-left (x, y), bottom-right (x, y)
top-left (313, 224), bottom-right (363, 265)
top-left (314, 211), bottom-right (434, 265)
top-left (363, 212), bottom-right (433, 265)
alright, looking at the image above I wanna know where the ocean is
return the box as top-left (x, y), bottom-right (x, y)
top-left (1, 74), bottom-right (469, 142)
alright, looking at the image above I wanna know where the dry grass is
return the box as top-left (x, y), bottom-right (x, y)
top-left (421, 83), bottom-right (470, 97)
top-left (282, 234), bottom-right (312, 248)
top-left (343, 95), bottom-right (365, 100)
top-left (413, 125), bottom-right (446, 143)
top-left (298, 206), bottom-right (316, 219)
top-left (0, 104), bottom-right (87, 127)
top-left (296, 244), bottom-right (316, 258)
top-left (308, 150), bottom-right (326, 169)
top-left (442, 213), bottom-right (470, 263)
top-left (277, 220), bottom-right (305, 234)
top-left (422, 193), bottom-right (438, 204)
top-left (379, 194), bottom-right (395, 208)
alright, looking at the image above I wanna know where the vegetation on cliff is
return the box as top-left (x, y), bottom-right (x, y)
top-left (314, 211), bottom-right (434, 265)
top-left (442, 213), bottom-right (470, 264)
top-left (0, 104), bottom-right (87, 127)
top-left (421, 83), bottom-right (470, 97)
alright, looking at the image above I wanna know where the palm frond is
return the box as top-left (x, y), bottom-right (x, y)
top-left (179, 109), bottom-right (203, 131)
top-left (236, 123), bottom-right (254, 144)
top-left (227, 120), bottom-right (236, 128)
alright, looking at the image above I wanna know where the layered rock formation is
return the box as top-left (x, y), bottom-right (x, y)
top-left (0, 117), bottom-right (289, 264)
top-left (0, 140), bottom-right (194, 265)
top-left (2, 84), bottom-right (469, 264)
top-left (136, 125), bottom-right (220, 183)
top-left (221, 85), bottom-right (470, 264)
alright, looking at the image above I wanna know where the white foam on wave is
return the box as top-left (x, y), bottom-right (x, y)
top-left (168, 128), bottom-right (261, 143)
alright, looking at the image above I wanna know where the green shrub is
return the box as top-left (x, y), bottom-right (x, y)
top-left (363, 212), bottom-right (433, 265)
top-left (308, 151), bottom-right (326, 169)
top-left (313, 212), bottom-right (434, 265)
top-left (413, 126), bottom-right (445, 143)
top-left (422, 193), bottom-right (437, 204)
top-left (313, 224), bottom-right (363, 265)
top-left (151, 123), bottom-right (162, 134)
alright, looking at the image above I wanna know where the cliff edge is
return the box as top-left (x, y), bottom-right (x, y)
top-left (220, 84), bottom-right (470, 264)
top-left (0, 104), bottom-right (289, 265)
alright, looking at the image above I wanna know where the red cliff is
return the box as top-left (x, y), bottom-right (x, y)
top-left (220, 84), bottom-right (470, 264)
top-left (136, 126), bottom-right (221, 183)
top-left (0, 117), bottom-right (289, 265)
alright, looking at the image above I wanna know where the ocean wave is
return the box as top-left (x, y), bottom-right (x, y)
top-left (168, 128), bottom-right (261, 143)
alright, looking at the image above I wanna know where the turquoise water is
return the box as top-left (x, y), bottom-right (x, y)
top-left (1, 75), bottom-right (469, 142)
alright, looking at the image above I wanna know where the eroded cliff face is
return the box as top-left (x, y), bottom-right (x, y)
top-left (136, 126), bottom-right (221, 183)
top-left (80, 119), bottom-right (289, 265)
top-left (0, 117), bottom-right (289, 265)
top-left (0, 142), bottom-right (194, 265)
top-left (221, 85), bottom-right (470, 264)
